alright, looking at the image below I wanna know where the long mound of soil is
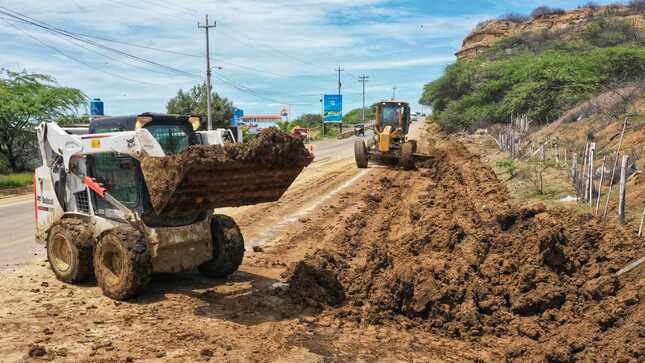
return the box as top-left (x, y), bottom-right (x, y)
top-left (141, 129), bottom-right (313, 216)
top-left (285, 139), bottom-right (644, 362)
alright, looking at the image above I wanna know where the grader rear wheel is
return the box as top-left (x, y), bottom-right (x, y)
top-left (94, 226), bottom-right (151, 300)
top-left (198, 215), bottom-right (245, 279)
top-left (354, 140), bottom-right (369, 168)
top-left (46, 218), bottom-right (94, 283)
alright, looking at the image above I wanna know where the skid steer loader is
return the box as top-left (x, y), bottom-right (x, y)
top-left (354, 100), bottom-right (429, 169)
top-left (35, 113), bottom-right (312, 300)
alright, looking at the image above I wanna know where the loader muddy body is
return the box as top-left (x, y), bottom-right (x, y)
top-left (35, 113), bottom-right (312, 299)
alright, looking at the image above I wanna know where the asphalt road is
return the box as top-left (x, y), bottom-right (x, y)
top-left (0, 132), bottom-right (373, 269)
top-left (0, 196), bottom-right (41, 269)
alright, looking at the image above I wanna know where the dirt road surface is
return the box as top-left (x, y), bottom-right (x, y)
top-left (4, 120), bottom-right (638, 362)
top-left (0, 127), bottom-right (410, 362)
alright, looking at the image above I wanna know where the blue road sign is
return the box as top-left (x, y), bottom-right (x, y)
top-left (323, 94), bottom-right (342, 123)
top-left (231, 108), bottom-right (244, 126)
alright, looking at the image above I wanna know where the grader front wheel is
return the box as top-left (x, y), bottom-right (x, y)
top-left (354, 140), bottom-right (369, 169)
top-left (94, 226), bottom-right (151, 300)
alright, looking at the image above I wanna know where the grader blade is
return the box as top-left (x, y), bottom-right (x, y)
top-left (140, 129), bottom-right (313, 216)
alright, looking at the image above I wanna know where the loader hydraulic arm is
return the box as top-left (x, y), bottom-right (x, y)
top-left (37, 122), bottom-right (165, 172)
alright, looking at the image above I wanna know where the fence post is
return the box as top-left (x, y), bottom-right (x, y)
top-left (595, 156), bottom-right (606, 215)
top-left (639, 207), bottom-right (644, 237)
top-left (588, 143), bottom-right (595, 207)
top-left (582, 143), bottom-right (590, 202)
top-left (618, 155), bottom-right (628, 225)
top-left (603, 118), bottom-right (628, 221)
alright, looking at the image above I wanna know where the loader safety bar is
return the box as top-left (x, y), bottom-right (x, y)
top-left (83, 176), bottom-right (106, 197)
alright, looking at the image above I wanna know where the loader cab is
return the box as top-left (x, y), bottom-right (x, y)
top-left (87, 113), bottom-right (204, 226)
top-left (375, 101), bottom-right (410, 135)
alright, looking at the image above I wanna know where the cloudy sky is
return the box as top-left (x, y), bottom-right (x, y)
top-left (0, 0), bottom-right (617, 118)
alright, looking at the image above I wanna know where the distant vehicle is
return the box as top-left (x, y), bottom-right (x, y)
top-left (292, 127), bottom-right (309, 140)
top-left (354, 124), bottom-right (365, 137)
top-left (411, 112), bottom-right (418, 122)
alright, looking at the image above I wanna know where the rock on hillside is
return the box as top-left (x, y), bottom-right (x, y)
top-left (457, 5), bottom-right (645, 60)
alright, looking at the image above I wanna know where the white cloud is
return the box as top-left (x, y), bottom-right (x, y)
top-left (0, 0), bottom-right (490, 115)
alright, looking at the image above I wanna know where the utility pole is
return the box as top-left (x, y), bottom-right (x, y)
top-left (335, 66), bottom-right (344, 133)
top-left (320, 97), bottom-right (325, 136)
top-left (198, 15), bottom-right (216, 130)
top-left (335, 66), bottom-right (344, 95)
top-left (392, 86), bottom-right (397, 100)
top-left (359, 74), bottom-right (369, 124)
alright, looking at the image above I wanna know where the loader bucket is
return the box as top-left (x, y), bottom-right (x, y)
top-left (140, 129), bottom-right (313, 216)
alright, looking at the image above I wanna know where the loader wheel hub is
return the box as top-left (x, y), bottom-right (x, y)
top-left (50, 234), bottom-right (72, 272)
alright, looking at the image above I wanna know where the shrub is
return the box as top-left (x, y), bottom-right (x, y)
top-left (581, 18), bottom-right (645, 48)
top-left (420, 46), bottom-right (645, 132)
top-left (0, 173), bottom-right (33, 189)
top-left (530, 6), bottom-right (566, 17)
top-left (499, 13), bottom-right (530, 23)
top-left (628, 0), bottom-right (645, 14)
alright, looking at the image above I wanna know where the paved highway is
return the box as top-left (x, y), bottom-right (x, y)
top-left (0, 132), bottom-right (373, 268)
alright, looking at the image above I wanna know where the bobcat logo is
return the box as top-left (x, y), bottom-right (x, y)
top-left (126, 137), bottom-right (136, 148)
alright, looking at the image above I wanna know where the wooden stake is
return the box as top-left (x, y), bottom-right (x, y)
top-left (639, 207), bottom-right (644, 237)
top-left (603, 117), bottom-right (628, 221)
top-left (595, 156), bottom-right (606, 215)
top-left (588, 143), bottom-right (595, 207)
top-left (618, 155), bottom-right (628, 225)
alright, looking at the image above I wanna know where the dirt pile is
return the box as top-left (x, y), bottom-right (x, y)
top-left (285, 139), bottom-right (644, 362)
top-left (141, 129), bottom-right (313, 216)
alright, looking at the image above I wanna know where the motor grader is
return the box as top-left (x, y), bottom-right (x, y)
top-left (35, 113), bottom-right (311, 300)
top-left (354, 100), bottom-right (425, 169)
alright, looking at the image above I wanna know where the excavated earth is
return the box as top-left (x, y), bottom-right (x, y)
top-left (141, 129), bottom-right (313, 216)
top-left (285, 139), bottom-right (645, 362)
top-left (1, 126), bottom-right (642, 362)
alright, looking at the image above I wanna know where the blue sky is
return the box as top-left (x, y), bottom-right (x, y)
top-left (0, 0), bottom-right (618, 118)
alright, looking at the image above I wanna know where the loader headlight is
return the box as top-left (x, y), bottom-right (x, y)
top-left (188, 116), bottom-right (201, 131)
top-left (135, 116), bottom-right (153, 129)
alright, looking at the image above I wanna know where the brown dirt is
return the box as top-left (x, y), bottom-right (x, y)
top-left (1, 121), bottom-right (642, 361)
top-left (285, 137), bottom-right (645, 362)
top-left (141, 128), bottom-right (313, 216)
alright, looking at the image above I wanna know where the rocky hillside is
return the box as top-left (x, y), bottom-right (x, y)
top-left (457, 4), bottom-right (645, 60)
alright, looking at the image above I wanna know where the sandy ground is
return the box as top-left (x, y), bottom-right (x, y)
top-left (1, 127), bottom-right (419, 362)
top-left (1, 120), bottom-right (642, 362)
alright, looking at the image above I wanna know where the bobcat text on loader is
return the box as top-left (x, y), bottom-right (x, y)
top-left (35, 113), bottom-right (308, 300)
top-left (354, 100), bottom-right (429, 169)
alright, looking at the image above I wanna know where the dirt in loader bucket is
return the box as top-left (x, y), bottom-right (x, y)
top-left (140, 129), bottom-right (313, 216)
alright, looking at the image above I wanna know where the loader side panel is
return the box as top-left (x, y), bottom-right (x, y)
top-left (34, 166), bottom-right (64, 243)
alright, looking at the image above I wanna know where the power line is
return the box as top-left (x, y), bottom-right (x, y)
top-left (0, 18), bottom-right (164, 86)
top-left (0, 7), bottom-right (200, 78)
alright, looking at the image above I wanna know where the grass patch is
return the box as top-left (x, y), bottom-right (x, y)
top-left (0, 173), bottom-right (33, 189)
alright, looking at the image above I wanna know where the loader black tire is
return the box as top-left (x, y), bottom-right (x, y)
top-left (354, 140), bottom-right (369, 169)
top-left (400, 141), bottom-right (416, 171)
top-left (198, 215), bottom-right (245, 279)
top-left (46, 218), bottom-right (94, 283)
top-left (94, 226), bottom-right (151, 300)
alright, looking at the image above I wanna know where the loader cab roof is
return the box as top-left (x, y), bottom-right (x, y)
top-left (89, 113), bottom-right (194, 133)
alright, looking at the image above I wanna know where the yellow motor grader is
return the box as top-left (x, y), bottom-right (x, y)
top-left (354, 100), bottom-right (426, 169)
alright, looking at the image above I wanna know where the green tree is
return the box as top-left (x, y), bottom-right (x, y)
top-left (166, 83), bottom-right (233, 129)
top-left (0, 69), bottom-right (86, 172)
top-left (292, 113), bottom-right (322, 128)
top-left (342, 106), bottom-right (375, 124)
